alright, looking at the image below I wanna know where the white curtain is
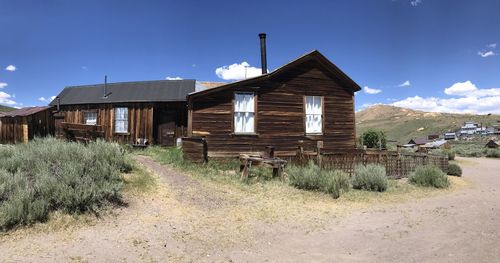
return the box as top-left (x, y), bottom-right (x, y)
top-left (114, 107), bottom-right (128, 133)
top-left (234, 93), bottom-right (255, 133)
top-left (84, 112), bottom-right (97, 125)
top-left (305, 96), bottom-right (322, 133)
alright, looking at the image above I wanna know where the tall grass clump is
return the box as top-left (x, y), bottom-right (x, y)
top-left (447, 163), bottom-right (462, 177)
top-left (409, 165), bottom-right (449, 188)
top-left (287, 161), bottom-right (350, 198)
top-left (0, 137), bottom-right (133, 231)
top-left (485, 149), bottom-right (500, 158)
top-left (351, 164), bottom-right (388, 192)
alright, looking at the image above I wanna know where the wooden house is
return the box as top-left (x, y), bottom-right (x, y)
top-left (0, 106), bottom-right (54, 144)
top-left (50, 80), bottom-right (195, 145)
top-left (408, 138), bottom-right (429, 146)
top-left (183, 50), bottom-right (361, 160)
top-left (485, 139), bottom-right (499, 149)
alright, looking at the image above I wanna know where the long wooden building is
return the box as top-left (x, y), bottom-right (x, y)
top-left (0, 106), bottom-right (54, 144)
top-left (184, 50), bottom-right (361, 160)
top-left (50, 80), bottom-right (196, 145)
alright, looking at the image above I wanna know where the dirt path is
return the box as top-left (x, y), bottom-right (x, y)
top-left (0, 157), bottom-right (498, 262)
top-left (223, 157), bottom-right (500, 262)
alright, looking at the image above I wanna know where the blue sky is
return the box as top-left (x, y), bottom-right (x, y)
top-left (1, 0), bottom-right (499, 113)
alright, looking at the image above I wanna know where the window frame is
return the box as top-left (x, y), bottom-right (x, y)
top-left (233, 92), bottom-right (257, 135)
top-left (304, 95), bottom-right (324, 135)
top-left (83, 110), bottom-right (98, 125)
top-left (114, 107), bottom-right (129, 134)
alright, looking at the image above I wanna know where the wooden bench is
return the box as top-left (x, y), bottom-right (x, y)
top-left (239, 154), bottom-right (287, 181)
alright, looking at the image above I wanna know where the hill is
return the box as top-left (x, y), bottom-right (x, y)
top-left (0, 104), bottom-right (16, 113)
top-left (355, 105), bottom-right (500, 144)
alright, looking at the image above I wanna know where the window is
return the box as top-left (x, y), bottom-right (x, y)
top-left (114, 107), bottom-right (128, 133)
top-left (305, 96), bottom-right (323, 134)
top-left (234, 93), bottom-right (255, 133)
top-left (84, 111), bottom-right (97, 125)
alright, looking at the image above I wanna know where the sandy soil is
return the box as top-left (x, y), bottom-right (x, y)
top-left (0, 156), bottom-right (498, 262)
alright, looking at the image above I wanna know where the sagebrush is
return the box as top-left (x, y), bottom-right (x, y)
top-left (0, 138), bottom-right (133, 230)
top-left (447, 163), bottom-right (462, 177)
top-left (352, 164), bottom-right (388, 192)
top-left (287, 161), bottom-right (350, 198)
top-left (409, 165), bottom-right (449, 188)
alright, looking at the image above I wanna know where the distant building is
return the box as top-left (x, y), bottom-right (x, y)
top-left (422, 139), bottom-right (448, 149)
top-left (428, 134), bottom-right (439, 140)
top-left (460, 121), bottom-right (478, 136)
top-left (485, 140), bottom-right (500, 149)
top-left (444, 132), bottom-right (457, 140)
top-left (408, 138), bottom-right (429, 146)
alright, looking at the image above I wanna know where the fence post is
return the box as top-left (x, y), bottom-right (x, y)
top-left (316, 141), bottom-right (323, 169)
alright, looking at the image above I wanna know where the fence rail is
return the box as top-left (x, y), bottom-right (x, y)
top-left (291, 149), bottom-right (448, 178)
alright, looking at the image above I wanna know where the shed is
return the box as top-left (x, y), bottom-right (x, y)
top-left (184, 50), bottom-right (361, 160)
top-left (485, 140), bottom-right (500, 148)
top-left (0, 106), bottom-right (54, 144)
top-left (50, 80), bottom-right (196, 145)
top-left (408, 138), bottom-right (429, 146)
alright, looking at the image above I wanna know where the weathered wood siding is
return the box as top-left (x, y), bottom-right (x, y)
top-left (0, 109), bottom-right (55, 144)
top-left (188, 60), bottom-right (356, 158)
top-left (58, 102), bottom-right (187, 144)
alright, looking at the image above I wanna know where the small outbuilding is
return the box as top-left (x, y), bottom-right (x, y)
top-left (485, 140), bottom-right (500, 149)
top-left (0, 106), bottom-right (55, 144)
top-left (408, 138), bottom-right (429, 146)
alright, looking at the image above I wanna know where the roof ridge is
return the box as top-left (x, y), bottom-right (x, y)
top-left (65, 79), bottom-right (196, 89)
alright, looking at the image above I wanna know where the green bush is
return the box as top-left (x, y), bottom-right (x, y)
top-left (352, 164), bottom-right (388, 192)
top-left (287, 161), bottom-right (350, 198)
top-left (447, 163), bottom-right (462, 177)
top-left (409, 165), bottom-right (449, 188)
top-left (361, 129), bottom-right (387, 149)
top-left (0, 137), bottom-right (132, 230)
top-left (485, 149), bottom-right (500, 158)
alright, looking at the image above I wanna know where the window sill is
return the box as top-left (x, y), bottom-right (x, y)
top-left (232, 132), bottom-right (259, 136)
top-left (305, 133), bottom-right (323, 136)
top-left (114, 132), bottom-right (130, 135)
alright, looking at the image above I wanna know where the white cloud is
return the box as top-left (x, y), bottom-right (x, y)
top-left (215, 62), bottom-right (262, 81)
top-left (81, 66), bottom-right (88, 70)
top-left (410, 0), bottom-right (422, 6)
top-left (165, 76), bottom-right (183, 80)
top-left (390, 81), bottom-right (500, 114)
top-left (0, 91), bottom-right (18, 106)
top-left (488, 43), bottom-right (497, 48)
top-left (38, 96), bottom-right (56, 103)
top-left (0, 82), bottom-right (7, 89)
top-left (363, 86), bottom-right (382, 94)
top-left (478, 51), bottom-right (495, 57)
top-left (5, 65), bottom-right (16, 71)
top-left (398, 80), bottom-right (411, 87)
top-left (444, 80), bottom-right (500, 97)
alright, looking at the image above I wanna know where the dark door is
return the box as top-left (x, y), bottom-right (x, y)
top-left (157, 113), bottom-right (176, 146)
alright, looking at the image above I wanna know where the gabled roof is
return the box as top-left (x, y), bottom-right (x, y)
top-left (408, 138), bottom-right (429, 145)
top-left (188, 50), bottom-right (361, 98)
top-left (50, 80), bottom-right (196, 106)
top-left (0, 106), bottom-right (53, 117)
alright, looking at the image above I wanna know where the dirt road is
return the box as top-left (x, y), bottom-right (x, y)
top-left (224, 157), bottom-right (500, 262)
top-left (0, 157), bottom-right (498, 262)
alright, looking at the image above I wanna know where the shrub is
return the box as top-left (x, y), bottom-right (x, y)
top-left (409, 165), bottom-right (449, 188)
top-left (352, 164), bottom-right (388, 192)
top-left (447, 163), bottom-right (462, 177)
top-left (485, 149), bottom-right (500, 158)
top-left (0, 137), bottom-right (132, 230)
top-left (444, 149), bottom-right (455, 160)
top-left (361, 129), bottom-right (387, 149)
top-left (287, 161), bottom-right (350, 198)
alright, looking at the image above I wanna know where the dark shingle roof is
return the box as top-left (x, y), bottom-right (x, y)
top-left (0, 106), bottom-right (52, 117)
top-left (50, 80), bottom-right (196, 106)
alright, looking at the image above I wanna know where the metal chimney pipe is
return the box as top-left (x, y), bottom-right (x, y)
top-left (56, 96), bottom-right (60, 112)
top-left (104, 75), bottom-right (108, 98)
top-left (258, 33), bottom-right (267, 74)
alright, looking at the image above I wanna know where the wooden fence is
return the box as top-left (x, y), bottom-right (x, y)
top-left (291, 149), bottom-right (448, 178)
